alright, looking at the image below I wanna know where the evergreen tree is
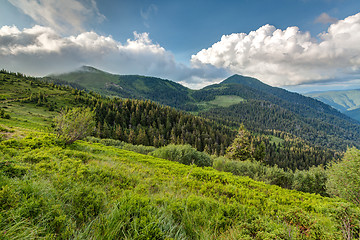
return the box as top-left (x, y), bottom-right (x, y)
top-left (226, 124), bottom-right (254, 161)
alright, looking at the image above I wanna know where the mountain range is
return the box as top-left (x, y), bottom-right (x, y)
top-left (306, 89), bottom-right (360, 122)
top-left (45, 66), bottom-right (360, 151)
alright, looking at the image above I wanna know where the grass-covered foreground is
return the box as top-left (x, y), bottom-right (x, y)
top-left (0, 127), bottom-right (359, 239)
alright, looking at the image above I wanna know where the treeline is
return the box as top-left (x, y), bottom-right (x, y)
top-left (259, 135), bottom-right (339, 171)
top-left (200, 99), bottom-right (360, 151)
top-left (42, 77), bottom-right (87, 91)
top-left (225, 125), bottom-right (339, 171)
top-left (72, 91), bottom-right (235, 155)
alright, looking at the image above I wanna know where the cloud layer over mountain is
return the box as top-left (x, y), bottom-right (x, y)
top-left (0, 25), bottom-right (227, 88)
top-left (191, 12), bottom-right (360, 86)
top-left (2, 0), bottom-right (360, 89)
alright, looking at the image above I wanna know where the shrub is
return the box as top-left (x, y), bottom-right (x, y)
top-left (327, 147), bottom-right (360, 206)
top-left (150, 144), bottom-right (212, 167)
top-left (0, 108), bottom-right (10, 119)
top-left (0, 161), bottom-right (28, 178)
top-left (293, 165), bottom-right (327, 196)
top-left (54, 107), bottom-right (95, 145)
top-left (213, 157), bottom-right (294, 189)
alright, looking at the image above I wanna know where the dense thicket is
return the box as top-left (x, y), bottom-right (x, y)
top-left (258, 136), bottom-right (339, 171)
top-left (327, 147), bottom-right (360, 206)
top-left (213, 157), bottom-right (328, 196)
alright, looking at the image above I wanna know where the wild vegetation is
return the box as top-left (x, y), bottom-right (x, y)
top-left (1, 128), bottom-right (359, 239)
top-left (1, 69), bottom-right (360, 239)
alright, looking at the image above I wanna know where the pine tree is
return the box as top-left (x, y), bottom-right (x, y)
top-left (226, 124), bottom-right (254, 161)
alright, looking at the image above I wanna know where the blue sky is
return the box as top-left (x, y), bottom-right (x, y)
top-left (1, 0), bottom-right (360, 91)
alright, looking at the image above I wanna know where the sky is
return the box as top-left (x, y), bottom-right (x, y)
top-left (1, 0), bottom-right (360, 92)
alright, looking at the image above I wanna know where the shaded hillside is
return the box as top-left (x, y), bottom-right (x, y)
top-left (46, 66), bottom-right (195, 110)
top-left (0, 98), bottom-right (359, 238)
top-left (346, 107), bottom-right (360, 122)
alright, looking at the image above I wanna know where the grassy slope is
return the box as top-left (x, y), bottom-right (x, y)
top-left (0, 73), bottom-right (359, 239)
top-left (1, 119), bottom-right (359, 239)
top-left (195, 95), bottom-right (245, 112)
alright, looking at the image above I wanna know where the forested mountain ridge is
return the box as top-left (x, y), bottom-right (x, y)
top-left (0, 70), bottom-right (234, 155)
top-left (196, 75), bottom-right (360, 151)
top-left (46, 66), bottom-right (360, 151)
top-left (220, 74), bottom-right (346, 118)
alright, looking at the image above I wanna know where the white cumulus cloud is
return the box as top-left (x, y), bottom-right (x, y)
top-left (191, 12), bottom-right (360, 86)
top-left (7, 0), bottom-right (105, 34)
top-left (0, 25), bottom-right (224, 88)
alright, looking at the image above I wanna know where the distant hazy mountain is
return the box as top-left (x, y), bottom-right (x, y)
top-left (305, 89), bottom-right (360, 122)
top-left (45, 66), bottom-right (360, 151)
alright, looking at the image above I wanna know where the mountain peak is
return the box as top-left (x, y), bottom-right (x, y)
top-left (78, 65), bottom-right (105, 74)
top-left (221, 74), bottom-right (266, 86)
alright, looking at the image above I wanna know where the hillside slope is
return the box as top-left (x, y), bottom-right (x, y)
top-left (0, 108), bottom-right (359, 239)
top-left (0, 70), bottom-right (341, 171)
top-left (0, 70), bottom-right (235, 155)
top-left (46, 66), bottom-right (194, 110)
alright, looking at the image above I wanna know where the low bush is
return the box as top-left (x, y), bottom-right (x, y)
top-left (150, 144), bottom-right (213, 167)
top-left (213, 157), bottom-right (294, 189)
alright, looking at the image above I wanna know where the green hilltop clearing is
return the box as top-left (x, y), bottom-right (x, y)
top-left (194, 95), bottom-right (245, 112)
top-left (0, 70), bottom-right (359, 239)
